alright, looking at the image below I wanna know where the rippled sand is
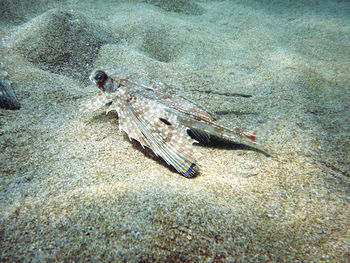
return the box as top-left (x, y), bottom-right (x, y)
top-left (1, 0), bottom-right (349, 261)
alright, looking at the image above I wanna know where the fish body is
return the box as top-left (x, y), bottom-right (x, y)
top-left (83, 66), bottom-right (268, 177)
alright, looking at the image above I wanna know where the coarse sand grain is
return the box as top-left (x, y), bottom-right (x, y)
top-left (0, 0), bottom-right (349, 261)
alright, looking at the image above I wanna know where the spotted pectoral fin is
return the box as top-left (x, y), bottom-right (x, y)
top-left (81, 93), bottom-right (117, 112)
top-left (117, 103), bottom-right (150, 148)
top-left (120, 99), bottom-right (199, 177)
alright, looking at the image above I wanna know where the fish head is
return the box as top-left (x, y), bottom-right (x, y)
top-left (89, 69), bottom-right (116, 93)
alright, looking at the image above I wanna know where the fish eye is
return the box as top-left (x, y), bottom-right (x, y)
top-left (94, 71), bottom-right (107, 83)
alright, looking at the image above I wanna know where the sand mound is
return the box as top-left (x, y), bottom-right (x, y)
top-left (4, 8), bottom-right (119, 81)
top-left (112, 14), bottom-right (188, 63)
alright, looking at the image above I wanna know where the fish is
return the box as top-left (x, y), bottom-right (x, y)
top-left (0, 63), bottom-right (21, 110)
top-left (82, 66), bottom-right (269, 177)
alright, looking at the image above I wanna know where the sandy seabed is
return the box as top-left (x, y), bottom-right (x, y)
top-left (0, 0), bottom-right (349, 261)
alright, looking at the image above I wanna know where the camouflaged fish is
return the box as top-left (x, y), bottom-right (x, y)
top-left (82, 66), bottom-right (269, 177)
top-left (0, 62), bottom-right (21, 110)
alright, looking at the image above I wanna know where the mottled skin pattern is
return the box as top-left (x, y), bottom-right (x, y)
top-left (83, 66), bottom-right (268, 177)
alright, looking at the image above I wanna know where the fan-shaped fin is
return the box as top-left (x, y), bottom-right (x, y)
top-left (118, 95), bottom-right (199, 177)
